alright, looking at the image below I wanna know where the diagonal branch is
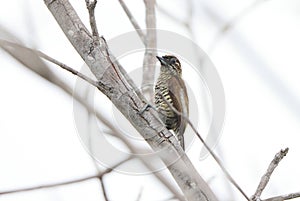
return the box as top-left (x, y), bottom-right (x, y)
top-left (43, 0), bottom-right (218, 200)
top-left (39, 50), bottom-right (99, 87)
top-left (251, 148), bottom-right (289, 201)
top-left (118, 0), bottom-right (146, 45)
top-left (206, 0), bottom-right (270, 53)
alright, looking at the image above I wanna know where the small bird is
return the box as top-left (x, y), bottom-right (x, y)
top-left (155, 55), bottom-right (189, 150)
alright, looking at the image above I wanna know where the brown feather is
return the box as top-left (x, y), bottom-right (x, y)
top-left (167, 76), bottom-right (189, 149)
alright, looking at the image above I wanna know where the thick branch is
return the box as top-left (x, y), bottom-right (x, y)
top-left (43, 0), bottom-right (218, 200)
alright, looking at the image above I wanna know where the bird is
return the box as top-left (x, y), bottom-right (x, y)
top-left (154, 55), bottom-right (189, 150)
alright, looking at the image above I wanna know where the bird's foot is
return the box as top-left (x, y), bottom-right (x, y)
top-left (138, 103), bottom-right (154, 115)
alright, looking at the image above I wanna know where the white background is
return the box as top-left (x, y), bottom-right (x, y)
top-left (0, 0), bottom-right (300, 200)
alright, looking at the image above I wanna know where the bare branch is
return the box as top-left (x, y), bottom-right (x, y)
top-left (100, 175), bottom-right (109, 201)
top-left (156, 4), bottom-right (188, 27)
top-left (85, 0), bottom-right (99, 38)
top-left (0, 175), bottom-right (98, 195)
top-left (39, 50), bottom-right (100, 87)
top-left (0, 39), bottom-right (103, 90)
top-left (135, 187), bottom-right (144, 201)
top-left (43, 0), bottom-right (218, 200)
top-left (0, 156), bottom-right (132, 196)
top-left (251, 148), bottom-right (289, 201)
top-left (118, 0), bottom-right (146, 45)
top-left (262, 192), bottom-right (300, 201)
top-left (207, 0), bottom-right (270, 52)
top-left (142, 0), bottom-right (157, 102)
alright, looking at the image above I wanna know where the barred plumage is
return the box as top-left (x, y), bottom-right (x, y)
top-left (155, 55), bottom-right (189, 150)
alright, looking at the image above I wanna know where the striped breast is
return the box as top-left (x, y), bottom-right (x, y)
top-left (154, 73), bottom-right (179, 130)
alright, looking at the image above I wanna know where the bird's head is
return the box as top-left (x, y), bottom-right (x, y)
top-left (156, 55), bottom-right (182, 75)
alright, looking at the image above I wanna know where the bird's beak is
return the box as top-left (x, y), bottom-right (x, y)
top-left (156, 56), bottom-right (168, 66)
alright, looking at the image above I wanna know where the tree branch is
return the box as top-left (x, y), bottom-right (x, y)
top-left (118, 0), bottom-right (146, 45)
top-left (43, 0), bottom-right (218, 200)
top-left (206, 0), bottom-right (270, 52)
top-left (100, 175), bottom-right (109, 201)
top-left (263, 192), bottom-right (300, 201)
top-left (85, 0), bottom-right (99, 38)
top-left (262, 191), bottom-right (300, 201)
top-left (135, 187), bottom-right (144, 201)
top-left (0, 157), bottom-right (131, 195)
top-left (0, 175), bottom-right (98, 195)
top-left (251, 148), bottom-right (289, 201)
top-left (142, 0), bottom-right (157, 102)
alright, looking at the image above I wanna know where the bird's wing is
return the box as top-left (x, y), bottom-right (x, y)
top-left (167, 76), bottom-right (189, 150)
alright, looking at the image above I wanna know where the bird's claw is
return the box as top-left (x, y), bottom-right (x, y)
top-left (138, 103), bottom-right (153, 115)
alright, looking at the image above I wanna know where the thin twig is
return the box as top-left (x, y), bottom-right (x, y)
top-left (84, 90), bottom-right (110, 201)
top-left (207, 0), bottom-right (269, 52)
top-left (251, 148), bottom-right (289, 201)
top-left (157, 91), bottom-right (250, 201)
top-left (38, 50), bottom-right (100, 88)
top-left (262, 192), bottom-right (300, 201)
top-left (100, 175), bottom-right (109, 201)
top-left (85, 0), bottom-right (100, 38)
top-left (0, 159), bottom-right (130, 195)
top-left (118, 0), bottom-right (146, 45)
top-left (135, 187), bottom-right (144, 201)
top-left (0, 39), bottom-right (99, 88)
top-left (0, 175), bottom-right (99, 195)
top-left (0, 155), bottom-right (133, 195)
top-left (142, 0), bottom-right (157, 102)
top-left (156, 4), bottom-right (187, 27)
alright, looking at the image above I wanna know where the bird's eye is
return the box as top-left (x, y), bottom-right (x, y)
top-left (170, 58), bottom-right (176, 64)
